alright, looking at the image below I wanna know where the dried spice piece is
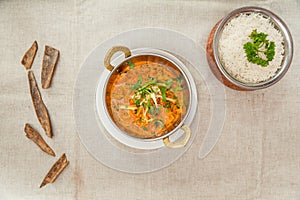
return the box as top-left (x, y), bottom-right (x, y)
top-left (21, 41), bottom-right (38, 70)
top-left (24, 123), bottom-right (55, 157)
top-left (28, 71), bottom-right (53, 138)
top-left (40, 153), bottom-right (69, 188)
top-left (41, 45), bottom-right (59, 89)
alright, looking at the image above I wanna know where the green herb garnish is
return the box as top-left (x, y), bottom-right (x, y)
top-left (134, 99), bottom-right (141, 107)
top-left (175, 103), bottom-right (182, 107)
top-left (154, 120), bottom-right (165, 128)
top-left (122, 75), bottom-right (179, 126)
top-left (174, 77), bottom-right (182, 84)
top-left (148, 106), bottom-right (155, 115)
top-left (128, 59), bottom-right (135, 69)
top-left (160, 87), bottom-right (167, 102)
top-left (164, 79), bottom-right (173, 89)
top-left (243, 29), bottom-right (275, 67)
top-left (156, 79), bottom-right (173, 89)
top-left (138, 77), bottom-right (157, 91)
top-left (130, 74), bottom-right (143, 90)
top-left (173, 86), bottom-right (182, 92)
top-left (163, 101), bottom-right (171, 108)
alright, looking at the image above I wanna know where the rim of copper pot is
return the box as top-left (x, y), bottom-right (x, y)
top-left (212, 6), bottom-right (293, 90)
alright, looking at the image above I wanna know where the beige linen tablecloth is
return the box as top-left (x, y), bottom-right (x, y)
top-left (1, 0), bottom-right (299, 199)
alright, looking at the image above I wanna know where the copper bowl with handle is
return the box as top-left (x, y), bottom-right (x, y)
top-left (96, 46), bottom-right (198, 149)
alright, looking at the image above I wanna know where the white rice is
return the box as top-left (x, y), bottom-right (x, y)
top-left (218, 12), bottom-right (284, 84)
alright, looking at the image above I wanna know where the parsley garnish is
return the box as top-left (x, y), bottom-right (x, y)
top-left (243, 29), bottom-right (275, 67)
top-left (128, 59), bottom-right (135, 69)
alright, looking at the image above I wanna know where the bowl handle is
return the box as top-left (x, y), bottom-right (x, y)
top-left (163, 125), bottom-right (191, 148)
top-left (104, 46), bottom-right (131, 71)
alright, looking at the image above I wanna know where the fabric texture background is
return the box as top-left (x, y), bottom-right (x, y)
top-left (0, 0), bottom-right (299, 199)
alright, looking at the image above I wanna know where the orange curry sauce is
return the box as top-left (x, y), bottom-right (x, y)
top-left (105, 55), bottom-right (189, 139)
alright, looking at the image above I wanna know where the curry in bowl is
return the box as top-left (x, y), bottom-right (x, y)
top-left (105, 54), bottom-right (190, 139)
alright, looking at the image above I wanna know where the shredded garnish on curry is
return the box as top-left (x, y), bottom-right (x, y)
top-left (105, 56), bottom-right (189, 139)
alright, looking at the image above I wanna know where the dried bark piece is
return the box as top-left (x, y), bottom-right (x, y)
top-left (40, 153), bottom-right (69, 188)
top-left (24, 124), bottom-right (55, 157)
top-left (21, 41), bottom-right (38, 70)
top-left (41, 45), bottom-right (59, 89)
top-left (28, 71), bottom-right (53, 138)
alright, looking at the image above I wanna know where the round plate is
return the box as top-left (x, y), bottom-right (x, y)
top-left (73, 28), bottom-right (226, 173)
